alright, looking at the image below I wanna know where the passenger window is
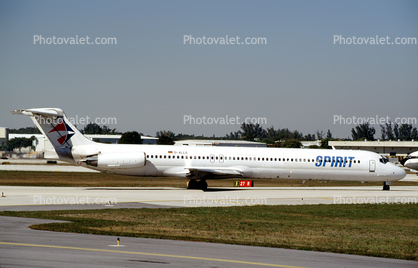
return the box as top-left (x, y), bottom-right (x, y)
top-left (147, 155), bottom-right (149, 158)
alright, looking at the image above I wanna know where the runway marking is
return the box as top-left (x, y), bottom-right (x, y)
top-left (0, 241), bottom-right (305, 268)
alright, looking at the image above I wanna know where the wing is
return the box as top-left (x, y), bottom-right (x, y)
top-left (186, 168), bottom-right (243, 180)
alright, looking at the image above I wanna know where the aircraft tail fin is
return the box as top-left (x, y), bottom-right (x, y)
top-left (11, 108), bottom-right (95, 161)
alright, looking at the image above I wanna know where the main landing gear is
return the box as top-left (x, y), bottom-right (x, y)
top-left (383, 182), bottom-right (391, 191)
top-left (187, 179), bottom-right (208, 190)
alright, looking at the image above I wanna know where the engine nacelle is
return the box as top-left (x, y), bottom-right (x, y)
top-left (85, 152), bottom-right (146, 169)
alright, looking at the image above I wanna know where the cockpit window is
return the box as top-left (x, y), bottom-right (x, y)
top-left (379, 156), bottom-right (389, 164)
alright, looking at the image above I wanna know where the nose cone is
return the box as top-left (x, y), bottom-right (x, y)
top-left (393, 165), bottom-right (407, 180)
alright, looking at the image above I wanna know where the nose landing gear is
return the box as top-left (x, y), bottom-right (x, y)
top-left (383, 182), bottom-right (391, 191)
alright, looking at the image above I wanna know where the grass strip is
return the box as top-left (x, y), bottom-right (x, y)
top-left (1, 204), bottom-right (417, 260)
top-left (0, 170), bottom-right (416, 187)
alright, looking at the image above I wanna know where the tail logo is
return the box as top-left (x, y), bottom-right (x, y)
top-left (48, 120), bottom-right (75, 145)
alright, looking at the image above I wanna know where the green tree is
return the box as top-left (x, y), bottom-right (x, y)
top-left (118, 131), bottom-right (143, 144)
top-left (156, 131), bottom-right (175, 145)
top-left (9, 127), bottom-right (41, 134)
top-left (398, 124), bottom-right (418, 141)
top-left (320, 138), bottom-right (340, 149)
top-left (315, 130), bottom-right (325, 140)
top-left (82, 123), bottom-right (121, 134)
top-left (7, 136), bottom-right (36, 152)
top-left (239, 123), bottom-right (267, 141)
top-left (326, 129), bottom-right (332, 139)
top-left (272, 139), bottom-right (302, 148)
top-left (351, 123), bottom-right (375, 141)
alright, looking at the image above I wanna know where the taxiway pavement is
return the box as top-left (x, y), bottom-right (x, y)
top-left (1, 216), bottom-right (416, 268)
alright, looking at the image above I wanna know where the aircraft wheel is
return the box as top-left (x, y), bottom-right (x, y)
top-left (199, 180), bottom-right (208, 191)
top-left (383, 183), bottom-right (390, 191)
top-left (187, 179), bottom-right (198, 189)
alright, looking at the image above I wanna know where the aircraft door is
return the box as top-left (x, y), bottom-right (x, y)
top-left (369, 160), bottom-right (375, 172)
top-left (219, 154), bottom-right (224, 163)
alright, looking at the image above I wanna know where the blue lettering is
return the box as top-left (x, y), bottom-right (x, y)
top-left (336, 156), bottom-right (343, 167)
top-left (315, 156), bottom-right (355, 168)
top-left (348, 157), bottom-right (355, 167)
top-left (315, 156), bottom-right (322, 167)
top-left (323, 156), bottom-right (331, 167)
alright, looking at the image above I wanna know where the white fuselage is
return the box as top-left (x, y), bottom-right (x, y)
top-left (404, 151), bottom-right (418, 170)
top-left (73, 143), bottom-right (406, 182)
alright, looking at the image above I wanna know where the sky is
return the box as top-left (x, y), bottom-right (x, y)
top-left (1, 0), bottom-right (417, 139)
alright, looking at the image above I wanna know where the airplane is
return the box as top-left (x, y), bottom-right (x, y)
top-left (12, 108), bottom-right (406, 190)
top-left (401, 151), bottom-right (418, 170)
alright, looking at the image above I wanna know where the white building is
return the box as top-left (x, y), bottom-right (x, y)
top-left (5, 132), bottom-right (158, 158)
top-left (174, 139), bottom-right (267, 147)
top-left (328, 140), bottom-right (418, 157)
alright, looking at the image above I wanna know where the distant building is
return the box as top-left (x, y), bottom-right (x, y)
top-left (174, 139), bottom-right (267, 147)
top-left (86, 134), bottom-right (158, 145)
top-left (328, 140), bottom-right (418, 157)
top-left (300, 140), bottom-right (321, 148)
top-left (4, 131), bottom-right (158, 158)
top-left (0, 127), bottom-right (9, 148)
